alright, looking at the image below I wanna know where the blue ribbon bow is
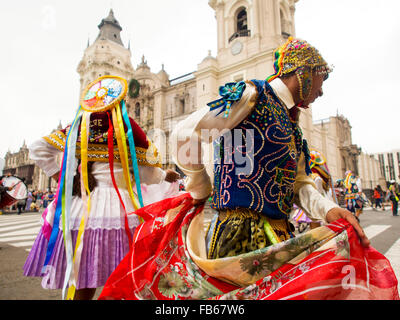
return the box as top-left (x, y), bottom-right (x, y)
top-left (207, 81), bottom-right (246, 118)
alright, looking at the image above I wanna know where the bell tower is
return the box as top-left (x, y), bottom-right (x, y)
top-left (209, 0), bottom-right (297, 70)
top-left (96, 9), bottom-right (124, 46)
top-left (77, 9), bottom-right (134, 93)
top-left (196, 0), bottom-right (298, 108)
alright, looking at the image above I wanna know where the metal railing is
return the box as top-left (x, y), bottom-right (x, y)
top-left (228, 29), bottom-right (251, 43)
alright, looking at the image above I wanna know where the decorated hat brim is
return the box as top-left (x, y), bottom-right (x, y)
top-left (80, 75), bottom-right (128, 113)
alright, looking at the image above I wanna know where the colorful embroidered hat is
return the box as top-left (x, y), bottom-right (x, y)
top-left (309, 149), bottom-right (326, 169)
top-left (267, 37), bottom-right (332, 83)
top-left (309, 149), bottom-right (331, 182)
top-left (267, 37), bottom-right (333, 103)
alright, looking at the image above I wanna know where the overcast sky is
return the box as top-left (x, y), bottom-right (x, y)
top-left (1, 0), bottom-right (399, 162)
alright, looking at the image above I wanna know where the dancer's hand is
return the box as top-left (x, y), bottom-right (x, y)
top-left (165, 169), bottom-right (181, 183)
top-left (326, 207), bottom-right (370, 248)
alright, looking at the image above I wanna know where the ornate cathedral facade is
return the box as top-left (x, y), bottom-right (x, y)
top-left (4, 0), bottom-right (384, 193)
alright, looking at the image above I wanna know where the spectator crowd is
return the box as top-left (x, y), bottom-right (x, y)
top-left (6, 190), bottom-right (55, 215)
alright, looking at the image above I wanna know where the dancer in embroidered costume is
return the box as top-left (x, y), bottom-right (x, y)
top-left (344, 171), bottom-right (367, 222)
top-left (99, 39), bottom-right (398, 300)
top-left (309, 150), bottom-right (337, 203)
top-left (23, 75), bottom-right (180, 300)
top-left (174, 37), bottom-right (368, 259)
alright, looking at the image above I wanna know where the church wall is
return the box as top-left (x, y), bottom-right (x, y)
top-left (358, 152), bottom-right (381, 190)
top-left (312, 118), bottom-right (341, 183)
top-left (196, 71), bottom-right (219, 110)
top-left (164, 80), bottom-right (197, 120)
top-left (310, 116), bottom-right (383, 188)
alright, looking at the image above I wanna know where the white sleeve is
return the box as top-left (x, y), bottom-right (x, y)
top-left (28, 139), bottom-right (62, 177)
top-left (170, 82), bottom-right (258, 200)
top-left (314, 176), bottom-right (324, 194)
top-left (297, 184), bottom-right (340, 222)
top-left (138, 165), bottom-right (166, 185)
top-left (294, 153), bottom-right (340, 222)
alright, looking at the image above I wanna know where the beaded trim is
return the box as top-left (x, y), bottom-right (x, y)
top-left (43, 130), bottom-right (162, 168)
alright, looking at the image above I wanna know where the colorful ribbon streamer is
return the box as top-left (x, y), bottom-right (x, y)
top-left (263, 220), bottom-right (280, 245)
top-left (65, 111), bottom-right (92, 300)
top-left (112, 107), bottom-right (140, 210)
top-left (121, 100), bottom-right (144, 208)
top-left (61, 109), bottom-right (84, 299)
top-left (107, 112), bottom-right (133, 246)
top-left (42, 107), bottom-right (82, 272)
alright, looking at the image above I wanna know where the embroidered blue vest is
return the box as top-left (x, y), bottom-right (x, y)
top-left (211, 80), bottom-right (309, 220)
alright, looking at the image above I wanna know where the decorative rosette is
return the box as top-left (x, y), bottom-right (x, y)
top-left (207, 81), bottom-right (246, 118)
top-left (309, 149), bottom-right (326, 169)
top-left (80, 75), bottom-right (128, 112)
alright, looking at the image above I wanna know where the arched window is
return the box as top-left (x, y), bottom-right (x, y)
top-left (236, 8), bottom-right (248, 32)
top-left (229, 7), bottom-right (251, 43)
top-left (135, 103), bottom-right (140, 118)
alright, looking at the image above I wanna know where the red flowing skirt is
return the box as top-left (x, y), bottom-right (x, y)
top-left (99, 193), bottom-right (399, 300)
